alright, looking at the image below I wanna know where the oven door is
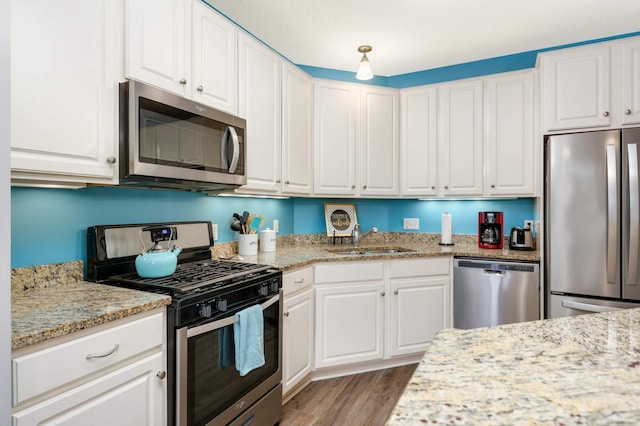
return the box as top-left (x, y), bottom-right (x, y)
top-left (176, 293), bottom-right (282, 426)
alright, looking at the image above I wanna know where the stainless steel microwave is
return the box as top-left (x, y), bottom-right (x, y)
top-left (118, 80), bottom-right (246, 192)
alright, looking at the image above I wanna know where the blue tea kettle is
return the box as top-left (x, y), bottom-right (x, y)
top-left (135, 225), bottom-right (183, 278)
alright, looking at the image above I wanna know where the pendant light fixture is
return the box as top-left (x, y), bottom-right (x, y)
top-left (356, 45), bottom-right (373, 80)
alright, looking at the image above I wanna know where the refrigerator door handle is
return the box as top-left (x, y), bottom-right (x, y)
top-left (606, 144), bottom-right (618, 284)
top-left (561, 300), bottom-right (622, 313)
top-left (628, 143), bottom-right (639, 286)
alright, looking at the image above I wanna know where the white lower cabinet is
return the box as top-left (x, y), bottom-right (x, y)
top-left (314, 258), bottom-right (450, 370)
top-left (388, 258), bottom-right (449, 357)
top-left (11, 310), bottom-right (166, 426)
top-left (282, 267), bottom-right (314, 397)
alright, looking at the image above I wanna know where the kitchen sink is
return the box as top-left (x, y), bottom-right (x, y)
top-left (326, 247), bottom-right (416, 256)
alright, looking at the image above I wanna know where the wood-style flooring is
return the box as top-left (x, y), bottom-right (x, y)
top-left (281, 364), bottom-right (418, 426)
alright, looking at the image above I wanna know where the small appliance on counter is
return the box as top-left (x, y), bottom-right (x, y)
top-left (509, 226), bottom-right (535, 251)
top-left (478, 211), bottom-right (503, 249)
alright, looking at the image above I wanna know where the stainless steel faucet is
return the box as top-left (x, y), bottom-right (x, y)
top-left (352, 224), bottom-right (378, 247)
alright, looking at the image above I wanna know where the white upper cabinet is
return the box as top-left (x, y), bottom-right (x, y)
top-left (540, 36), bottom-right (640, 132)
top-left (621, 38), bottom-right (640, 126)
top-left (400, 86), bottom-right (438, 197)
top-left (360, 87), bottom-right (399, 196)
top-left (126, 0), bottom-right (237, 114)
top-left (314, 80), bottom-right (398, 197)
top-left (438, 79), bottom-right (484, 197)
top-left (281, 63), bottom-right (314, 195)
top-left (314, 80), bottom-right (359, 196)
top-left (238, 34), bottom-right (282, 192)
top-left (10, 0), bottom-right (122, 186)
top-left (540, 44), bottom-right (610, 131)
top-left (191, 0), bottom-right (237, 112)
top-left (485, 70), bottom-right (536, 196)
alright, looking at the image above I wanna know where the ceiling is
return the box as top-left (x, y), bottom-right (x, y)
top-left (205, 0), bottom-right (640, 77)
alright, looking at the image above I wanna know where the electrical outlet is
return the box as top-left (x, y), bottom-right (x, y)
top-left (403, 218), bottom-right (420, 230)
top-left (524, 220), bottom-right (534, 230)
top-left (212, 223), bottom-right (218, 241)
top-left (273, 219), bottom-right (279, 233)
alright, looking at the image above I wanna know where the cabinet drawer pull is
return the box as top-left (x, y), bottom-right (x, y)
top-left (157, 371), bottom-right (167, 380)
top-left (283, 312), bottom-right (290, 317)
top-left (490, 184), bottom-right (496, 188)
top-left (276, 179), bottom-right (281, 183)
top-left (603, 111), bottom-right (610, 117)
top-left (86, 344), bottom-right (119, 360)
top-left (179, 78), bottom-right (187, 85)
top-left (294, 278), bottom-right (304, 284)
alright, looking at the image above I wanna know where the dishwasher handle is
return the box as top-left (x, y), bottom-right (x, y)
top-left (483, 269), bottom-right (506, 276)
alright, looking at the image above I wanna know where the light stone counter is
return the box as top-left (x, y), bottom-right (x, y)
top-left (212, 232), bottom-right (540, 271)
top-left (387, 309), bottom-right (640, 425)
top-left (12, 261), bottom-right (171, 350)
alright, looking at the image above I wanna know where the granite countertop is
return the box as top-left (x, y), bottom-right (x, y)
top-left (11, 261), bottom-right (171, 350)
top-left (387, 309), bottom-right (640, 425)
top-left (213, 233), bottom-right (540, 271)
top-left (11, 233), bottom-right (538, 351)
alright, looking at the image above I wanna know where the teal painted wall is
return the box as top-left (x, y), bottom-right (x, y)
top-left (11, 186), bottom-right (533, 268)
top-left (11, 187), bottom-right (293, 268)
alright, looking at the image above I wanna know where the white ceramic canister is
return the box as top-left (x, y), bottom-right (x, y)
top-left (238, 233), bottom-right (258, 256)
top-left (259, 228), bottom-right (276, 252)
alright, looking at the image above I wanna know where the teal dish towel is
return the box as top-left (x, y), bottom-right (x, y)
top-left (234, 304), bottom-right (265, 376)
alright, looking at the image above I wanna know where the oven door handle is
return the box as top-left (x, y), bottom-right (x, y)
top-left (187, 293), bottom-right (280, 338)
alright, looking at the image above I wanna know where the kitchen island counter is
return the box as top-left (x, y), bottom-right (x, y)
top-left (387, 309), bottom-right (640, 425)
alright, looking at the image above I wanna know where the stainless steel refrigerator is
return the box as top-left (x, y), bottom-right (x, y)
top-left (546, 128), bottom-right (640, 318)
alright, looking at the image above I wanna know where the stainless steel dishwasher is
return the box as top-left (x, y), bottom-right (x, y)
top-left (453, 257), bottom-right (540, 329)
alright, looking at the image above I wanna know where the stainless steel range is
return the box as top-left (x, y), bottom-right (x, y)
top-left (87, 221), bottom-right (283, 426)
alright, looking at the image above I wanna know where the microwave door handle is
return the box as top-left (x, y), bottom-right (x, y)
top-left (606, 144), bottom-right (618, 285)
top-left (225, 126), bottom-right (240, 174)
top-left (628, 143), bottom-right (639, 285)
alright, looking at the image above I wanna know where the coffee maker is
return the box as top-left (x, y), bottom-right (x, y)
top-left (478, 211), bottom-right (503, 249)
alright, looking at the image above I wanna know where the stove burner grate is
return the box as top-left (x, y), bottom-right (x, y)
top-left (110, 259), bottom-right (273, 293)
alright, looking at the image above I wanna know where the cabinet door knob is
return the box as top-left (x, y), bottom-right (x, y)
top-left (491, 184), bottom-right (496, 188)
top-left (603, 111), bottom-right (610, 117)
top-left (380, 291), bottom-right (386, 297)
top-left (362, 185), bottom-right (367, 189)
top-left (351, 185), bottom-right (356, 189)
top-left (197, 85), bottom-right (204, 92)
top-left (106, 156), bottom-right (117, 164)
top-left (285, 180), bottom-right (290, 185)
top-left (179, 78), bottom-right (187, 85)
top-left (156, 371), bottom-right (167, 380)
top-left (431, 186), bottom-right (435, 190)
top-left (626, 109), bottom-right (632, 115)
top-left (393, 290), bottom-right (398, 295)
top-left (283, 312), bottom-right (290, 317)
top-left (276, 179), bottom-right (281, 183)
top-left (444, 185), bottom-right (449, 190)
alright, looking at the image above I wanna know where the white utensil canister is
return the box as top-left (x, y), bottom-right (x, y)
top-left (238, 233), bottom-right (258, 256)
top-left (259, 228), bottom-right (276, 252)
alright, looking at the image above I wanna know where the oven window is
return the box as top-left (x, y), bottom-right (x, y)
top-left (138, 97), bottom-right (245, 174)
top-left (186, 302), bottom-right (279, 426)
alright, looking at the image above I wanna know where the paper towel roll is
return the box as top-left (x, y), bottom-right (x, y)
top-left (441, 213), bottom-right (452, 245)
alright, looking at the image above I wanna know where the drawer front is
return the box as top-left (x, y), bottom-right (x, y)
top-left (389, 257), bottom-right (450, 278)
top-left (283, 266), bottom-right (313, 295)
top-left (13, 312), bottom-right (164, 405)
top-left (315, 261), bottom-right (384, 284)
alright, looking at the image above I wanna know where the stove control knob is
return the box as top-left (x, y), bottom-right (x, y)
top-left (217, 299), bottom-right (228, 312)
top-left (199, 304), bottom-right (212, 318)
top-left (270, 281), bottom-right (279, 293)
top-left (258, 284), bottom-right (269, 297)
